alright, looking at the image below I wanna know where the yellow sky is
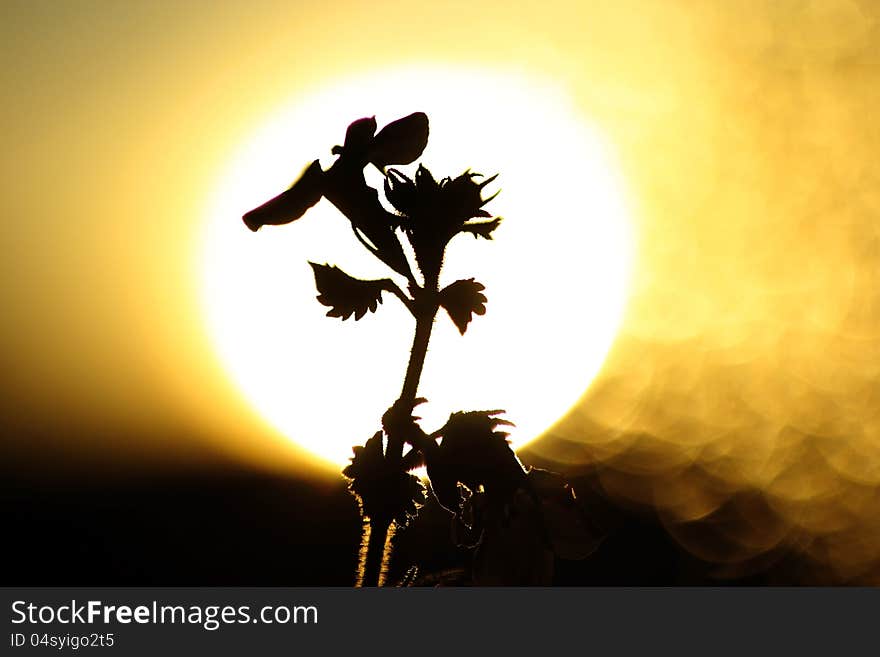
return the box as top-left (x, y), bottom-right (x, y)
top-left (2, 1), bottom-right (879, 580)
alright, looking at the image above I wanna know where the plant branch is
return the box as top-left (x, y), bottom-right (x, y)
top-left (400, 311), bottom-right (435, 405)
top-left (387, 290), bottom-right (439, 463)
top-left (381, 280), bottom-right (416, 317)
top-left (361, 286), bottom-right (439, 588)
top-left (350, 224), bottom-right (418, 289)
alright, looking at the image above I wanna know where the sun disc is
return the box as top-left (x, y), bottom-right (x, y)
top-left (199, 65), bottom-right (634, 468)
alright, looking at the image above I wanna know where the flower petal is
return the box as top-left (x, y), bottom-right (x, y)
top-left (370, 112), bottom-right (429, 169)
top-left (242, 159), bottom-right (325, 231)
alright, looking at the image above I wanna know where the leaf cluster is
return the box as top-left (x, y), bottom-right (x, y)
top-left (342, 431), bottom-right (426, 527)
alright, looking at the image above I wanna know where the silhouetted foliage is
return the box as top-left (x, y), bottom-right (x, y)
top-left (243, 112), bottom-right (598, 585)
top-left (342, 431), bottom-right (426, 527)
top-left (438, 279), bottom-right (488, 334)
top-left (425, 410), bottom-right (520, 514)
top-left (309, 263), bottom-right (388, 320)
top-left (385, 165), bottom-right (500, 284)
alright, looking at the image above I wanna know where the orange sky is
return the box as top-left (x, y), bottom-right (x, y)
top-left (3, 1), bottom-right (879, 581)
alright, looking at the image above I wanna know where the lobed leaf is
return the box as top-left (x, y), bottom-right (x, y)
top-left (343, 431), bottom-right (427, 527)
top-left (309, 262), bottom-right (388, 320)
top-left (425, 409), bottom-right (523, 515)
top-left (438, 278), bottom-right (488, 334)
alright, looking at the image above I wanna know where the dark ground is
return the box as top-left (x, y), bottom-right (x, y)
top-left (1, 460), bottom-right (824, 586)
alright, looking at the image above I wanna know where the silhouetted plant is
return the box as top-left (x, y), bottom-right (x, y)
top-left (243, 113), bottom-right (598, 585)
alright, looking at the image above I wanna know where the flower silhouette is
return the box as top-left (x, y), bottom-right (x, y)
top-left (384, 165), bottom-right (501, 284)
top-left (243, 113), bottom-right (430, 281)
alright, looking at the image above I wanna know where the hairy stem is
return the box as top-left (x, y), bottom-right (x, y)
top-left (363, 292), bottom-right (438, 587)
top-left (400, 313), bottom-right (434, 404)
top-left (358, 516), bottom-right (394, 587)
top-left (388, 295), bottom-right (438, 463)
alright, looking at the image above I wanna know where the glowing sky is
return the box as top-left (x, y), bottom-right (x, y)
top-left (3, 0), bottom-right (879, 582)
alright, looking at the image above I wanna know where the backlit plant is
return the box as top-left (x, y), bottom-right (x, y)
top-left (243, 113), bottom-right (596, 586)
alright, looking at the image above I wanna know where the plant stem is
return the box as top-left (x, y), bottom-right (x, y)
top-left (360, 292), bottom-right (438, 587)
top-left (401, 313), bottom-right (434, 404)
top-left (358, 516), bottom-right (393, 587)
top-left (389, 295), bottom-right (438, 463)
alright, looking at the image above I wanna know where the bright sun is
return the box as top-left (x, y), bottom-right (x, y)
top-left (200, 66), bottom-right (634, 468)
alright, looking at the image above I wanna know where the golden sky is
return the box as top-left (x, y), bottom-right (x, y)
top-left (3, 1), bottom-right (879, 581)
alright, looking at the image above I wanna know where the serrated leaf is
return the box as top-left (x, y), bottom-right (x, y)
top-left (344, 431), bottom-right (427, 526)
top-left (309, 262), bottom-right (388, 320)
top-left (439, 279), bottom-right (487, 334)
top-left (425, 410), bottom-right (523, 514)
